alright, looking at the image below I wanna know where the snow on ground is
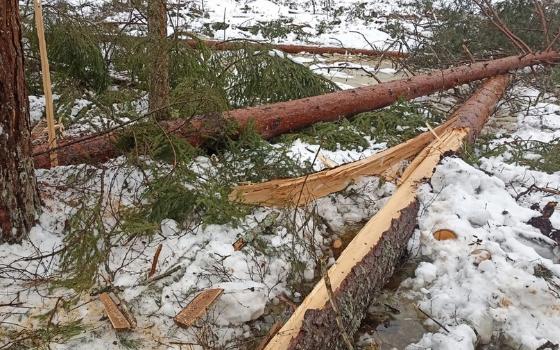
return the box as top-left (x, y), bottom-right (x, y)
top-left (398, 89), bottom-right (560, 350)
top-left (64, 0), bottom-right (411, 50)
top-left (7, 1), bottom-right (560, 348)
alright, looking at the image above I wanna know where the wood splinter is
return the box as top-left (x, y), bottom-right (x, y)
top-left (174, 288), bottom-right (224, 328)
top-left (99, 292), bottom-right (132, 331)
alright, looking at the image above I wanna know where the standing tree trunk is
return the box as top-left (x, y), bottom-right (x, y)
top-left (0, 0), bottom-right (41, 243)
top-left (147, 0), bottom-right (170, 120)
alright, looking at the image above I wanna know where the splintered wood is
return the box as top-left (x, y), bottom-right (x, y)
top-left (229, 116), bottom-right (460, 207)
top-left (264, 75), bottom-right (510, 350)
top-left (174, 288), bottom-right (224, 328)
top-left (99, 293), bottom-right (132, 331)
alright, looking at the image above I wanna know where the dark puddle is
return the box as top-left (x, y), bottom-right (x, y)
top-left (355, 259), bottom-right (427, 350)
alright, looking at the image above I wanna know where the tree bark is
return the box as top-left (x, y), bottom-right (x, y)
top-left (183, 39), bottom-right (406, 58)
top-left (32, 51), bottom-right (559, 169)
top-left (263, 75), bottom-right (511, 350)
top-left (0, 0), bottom-right (41, 243)
top-left (147, 0), bottom-right (170, 120)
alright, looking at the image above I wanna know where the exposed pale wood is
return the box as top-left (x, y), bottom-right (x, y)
top-left (229, 116), bottom-right (459, 207)
top-left (99, 293), bottom-right (132, 331)
top-left (174, 288), bottom-right (224, 328)
top-left (264, 75), bottom-right (510, 350)
top-left (33, 0), bottom-right (58, 167)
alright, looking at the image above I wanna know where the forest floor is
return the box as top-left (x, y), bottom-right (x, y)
top-left (1, 1), bottom-right (560, 350)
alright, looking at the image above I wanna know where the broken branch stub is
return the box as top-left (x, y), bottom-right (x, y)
top-left (264, 75), bottom-right (510, 350)
top-left (33, 52), bottom-right (556, 169)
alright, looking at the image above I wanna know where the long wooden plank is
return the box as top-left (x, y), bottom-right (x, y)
top-left (99, 293), bottom-right (132, 331)
top-left (33, 0), bottom-right (58, 167)
top-left (229, 115), bottom-right (460, 207)
top-left (174, 288), bottom-right (224, 328)
top-left (264, 75), bottom-right (510, 350)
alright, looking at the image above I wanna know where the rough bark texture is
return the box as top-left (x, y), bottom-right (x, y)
top-left (183, 38), bottom-right (406, 58)
top-left (147, 0), bottom-right (170, 120)
top-left (294, 201), bottom-right (419, 349)
top-left (0, 0), bottom-right (41, 243)
top-left (32, 51), bottom-right (559, 168)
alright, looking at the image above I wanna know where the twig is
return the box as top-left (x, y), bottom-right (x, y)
top-left (148, 243), bottom-right (163, 278)
top-left (417, 306), bottom-right (449, 333)
top-left (321, 259), bottom-right (355, 350)
top-left (515, 184), bottom-right (560, 201)
top-left (533, 0), bottom-right (550, 46)
top-left (143, 264), bottom-right (181, 285)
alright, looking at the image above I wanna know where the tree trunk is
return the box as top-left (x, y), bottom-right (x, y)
top-left (263, 75), bottom-right (511, 350)
top-left (32, 51), bottom-right (560, 169)
top-left (147, 0), bottom-right (170, 120)
top-left (183, 39), bottom-right (406, 58)
top-left (0, 0), bottom-right (41, 243)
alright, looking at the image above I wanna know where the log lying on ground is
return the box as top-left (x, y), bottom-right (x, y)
top-left (229, 116), bottom-right (460, 206)
top-left (183, 38), bottom-right (406, 58)
top-left (264, 75), bottom-right (510, 350)
top-left (32, 51), bottom-right (559, 169)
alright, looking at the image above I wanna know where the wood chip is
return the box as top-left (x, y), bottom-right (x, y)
top-left (332, 239), bottom-right (343, 249)
top-left (255, 321), bottom-right (284, 350)
top-left (233, 237), bottom-right (246, 251)
top-left (99, 293), bottom-right (132, 331)
top-left (174, 289), bottom-right (224, 328)
top-left (433, 229), bottom-right (458, 241)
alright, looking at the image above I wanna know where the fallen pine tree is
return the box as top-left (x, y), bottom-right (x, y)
top-left (182, 38), bottom-right (406, 58)
top-left (33, 51), bottom-right (558, 168)
top-left (262, 74), bottom-right (511, 350)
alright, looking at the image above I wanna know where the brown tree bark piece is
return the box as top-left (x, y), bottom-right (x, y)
top-left (148, 243), bottom-right (163, 278)
top-left (99, 293), bottom-right (132, 331)
top-left (32, 51), bottom-right (559, 169)
top-left (183, 39), bottom-right (406, 58)
top-left (264, 75), bottom-right (510, 350)
top-left (174, 288), bottom-right (224, 328)
top-left (0, 0), bottom-right (41, 243)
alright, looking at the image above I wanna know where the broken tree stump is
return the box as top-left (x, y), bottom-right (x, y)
top-left (264, 75), bottom-right (510, 350)
top-left (174, 288), bottom-right (224, 328)
top-left (33, 52), bottom-right (558, 169)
